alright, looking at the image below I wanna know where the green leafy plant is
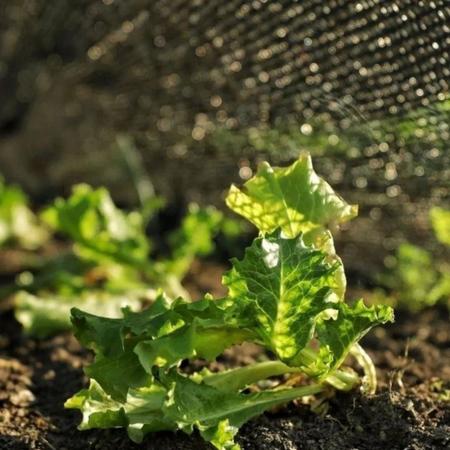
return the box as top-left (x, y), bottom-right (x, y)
top-left (66, 153), bottom-right (393, 450)
top-left (376, 206), bottom-right (450, 311)
top-left (12, 184), bottom-right (228, 337)
top-left (41, 184), bottom-right (151, 268)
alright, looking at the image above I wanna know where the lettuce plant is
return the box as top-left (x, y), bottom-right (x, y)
top-left (13, 185), bottom-right (227, 337)
top-left (66, 153), bottom-right (393, 450)
top-left (377, 206), bottom-right (450, 310)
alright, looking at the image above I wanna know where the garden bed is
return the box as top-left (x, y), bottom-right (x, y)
top-left (1, 297), bottom-right (448, 450)
top-left (0, 155), bottom-right (448, 450)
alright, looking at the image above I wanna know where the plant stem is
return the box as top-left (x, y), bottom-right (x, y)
top-left (324, 370), bottom-right (359, 391)
top-left (203, 361), bottom-right (300, 391)
top-left (350, 343), bottom-right (377, 394)
top-left (202, 358), bottom-right (359, 394)
top-left (293, 348), bottom-right (360, 391)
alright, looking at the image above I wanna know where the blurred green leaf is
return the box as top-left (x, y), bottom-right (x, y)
top-left (161, 203), bottom-right (223, 278)
top-left (0, 177), bottom-right (49, 249)
top-left (41, 184), bottom-right (150, 267)
top-left (378, 242), bottom-right (450, 310)
top-left (15, 290), bottom-right (143, 338)
top-left (430, 207), bottom-right (450, 246)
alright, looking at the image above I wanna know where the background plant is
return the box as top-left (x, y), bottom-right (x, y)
top-left (0, 180), bottom-right (232, 337)
top-left (375, 206), bottom-right (450, 311)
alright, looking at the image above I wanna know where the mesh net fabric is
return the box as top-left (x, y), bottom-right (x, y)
top-left (0, 0), bottom-right (449, 272)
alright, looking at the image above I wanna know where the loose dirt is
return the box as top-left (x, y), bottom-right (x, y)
top-left (0, 299), bottom-right (448, 449)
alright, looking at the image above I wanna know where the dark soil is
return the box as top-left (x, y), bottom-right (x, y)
top-left (0, 295), bottom-right (449, 449)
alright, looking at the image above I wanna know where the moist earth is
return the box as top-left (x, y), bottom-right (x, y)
top-left (0, 299), bottom-right (449, 450)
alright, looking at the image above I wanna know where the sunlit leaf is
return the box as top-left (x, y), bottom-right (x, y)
top-left (226, 153), bottom-right (357, 238)
top-left (224, 232), bottom-right (338, 363)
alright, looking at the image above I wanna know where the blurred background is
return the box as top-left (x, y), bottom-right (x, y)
top-left (1, 0), bottom-right (449, 283)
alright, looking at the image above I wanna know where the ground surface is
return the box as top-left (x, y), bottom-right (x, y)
top-left (0, 288), bottom-right (449, 450)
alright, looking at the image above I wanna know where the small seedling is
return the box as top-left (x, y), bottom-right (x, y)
top-left (66, 153), bottom-right (393, 450)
